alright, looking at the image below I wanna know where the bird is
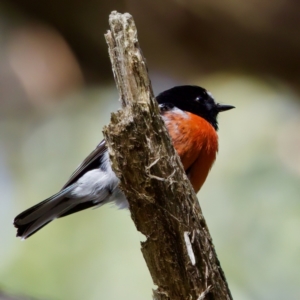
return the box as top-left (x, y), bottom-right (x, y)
top-left (13, 85), bottom-right (234, 239)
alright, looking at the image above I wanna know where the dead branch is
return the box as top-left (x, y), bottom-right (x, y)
top-left (103, 11), bottom-right (232, 300)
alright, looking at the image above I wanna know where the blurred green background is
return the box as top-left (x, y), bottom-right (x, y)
top-left (1, 1), bottom-right (300, 299)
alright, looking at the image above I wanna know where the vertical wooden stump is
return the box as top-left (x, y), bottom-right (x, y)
top-left (103, 11), bottom-right (232, 300)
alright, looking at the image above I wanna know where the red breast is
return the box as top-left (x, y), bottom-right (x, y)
top-left (163, 110), bottom-right (218, 193)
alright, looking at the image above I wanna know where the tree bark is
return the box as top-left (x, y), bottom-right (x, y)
top-left (103, 11), bottom-right (233, 300)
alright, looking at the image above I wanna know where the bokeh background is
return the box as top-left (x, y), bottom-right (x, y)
top-left (1, 1), bottom-right (300, 299)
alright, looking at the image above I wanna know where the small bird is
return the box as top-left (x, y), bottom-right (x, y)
top-left (14, 85), bottom-right (234, 239)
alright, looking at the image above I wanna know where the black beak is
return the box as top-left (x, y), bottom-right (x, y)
top-left (217, 104), bottom-right (235, 112)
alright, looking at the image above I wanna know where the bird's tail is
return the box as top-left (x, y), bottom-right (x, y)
top-left (13, 184), bottom-right (82, 240)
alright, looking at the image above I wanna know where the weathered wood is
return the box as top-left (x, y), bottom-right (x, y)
top-left (103, 11), bottom-right (232, 300)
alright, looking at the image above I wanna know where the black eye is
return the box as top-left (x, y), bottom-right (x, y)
top-left (195, 90), bottom-right (208, 102)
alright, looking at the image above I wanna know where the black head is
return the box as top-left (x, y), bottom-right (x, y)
top-left (156, 85), bottom-right (235, 130)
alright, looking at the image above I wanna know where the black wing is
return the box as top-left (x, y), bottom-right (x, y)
top-left (62, 139), bottom-right (107, 189)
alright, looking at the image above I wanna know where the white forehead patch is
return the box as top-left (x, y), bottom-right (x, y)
top-left (207, 91), bottom-right (214, 100)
